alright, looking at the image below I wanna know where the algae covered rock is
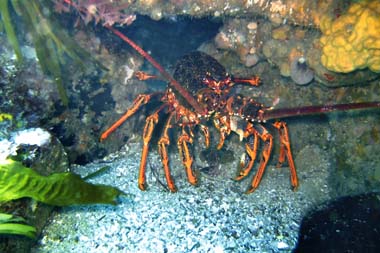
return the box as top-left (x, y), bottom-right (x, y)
top-left (294, 193), bottom-right (380, 252)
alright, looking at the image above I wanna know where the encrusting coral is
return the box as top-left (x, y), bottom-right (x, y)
top-left (319, 0), bottom-right (380, 73)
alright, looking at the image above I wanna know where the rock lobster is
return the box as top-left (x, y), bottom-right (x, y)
top-left (100, 26), bottom-right (380, 194)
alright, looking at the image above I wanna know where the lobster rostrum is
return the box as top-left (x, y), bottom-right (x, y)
top-left (100, 26), bottom-right (380, 194)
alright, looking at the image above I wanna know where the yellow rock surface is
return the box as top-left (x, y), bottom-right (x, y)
top-left (319, 0), bottom-right (380, 73)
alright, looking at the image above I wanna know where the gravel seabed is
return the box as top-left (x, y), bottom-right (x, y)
top-left (32, 143), bottom-right (331, 253)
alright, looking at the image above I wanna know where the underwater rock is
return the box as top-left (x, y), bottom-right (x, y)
top-left (294, 193), bottom-right (380, 252)
top-left (3, 128), bottom-right (69, 175)
top-left (243, 53), bottom-right (260, 67)
top-left (306, 45), bottom-right (380, 87)
top-left (271, 25), bottom-right (290, 40)
top-left (290, 56), bottom-right (314, 85)
top-left (213, 18), bottom-right (264, 67)
top-left (117, 0), bottom-right (343, 27)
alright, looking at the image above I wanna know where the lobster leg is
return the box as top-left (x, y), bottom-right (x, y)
top-left (157, 112), bottom-right (177, 192)
top-left (199, 124), bottom-right (210, 148)
top-left (246, 125), bottom-right (273, 194)
top-left (213, 115), bottom-right (231, 150)
top-left (177, 130), bottom-right (197, 186)
top-left (135, 71), bottom-right (158, 81)
top-left (273, 121), bottom-right (299, 190)
top-left (100, 94), bottom-right (152, 141)
top-left (138, 112), bottom-right (159, 191)
top-left (232, 76), bottom-right (261, 86)
top-left (235, 122), bottom-right (259, 181)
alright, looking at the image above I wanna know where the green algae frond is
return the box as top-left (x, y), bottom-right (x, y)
top-left (0, 212), bottom-right (36, 239)
top-left (0, 113), bottom-right (13, 122)
top-left (0, 0), bottom-right (100, 107)
top-left (0, 0), bottom-right (22, 63)
top-left (0, 159), bottom-right (125, 206)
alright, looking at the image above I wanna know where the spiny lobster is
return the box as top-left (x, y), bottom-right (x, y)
top-left (99, 25), bottom-right (380, 194)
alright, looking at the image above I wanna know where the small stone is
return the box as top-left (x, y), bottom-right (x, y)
top-left (244, 54), bottom-right (260, 67)
top-left (272, 26), bottom-right (290, 41)
top-left (151, 8), bottom-right (162, 20)
top-left (277, 241), bottom-right (289, 249)
top-left (269, 13), bottom-right (283, 26)
top-left (294, 29), bottom-right (306, 40)
top-left (290, 56), bottom-right (314, 85)
top-left (215, 32), bottom-right (232, 49)
top-left (247, 22), bottom-right (258, 30)
top-left (373, 167), bottom-right (380, 181)
top-left (262, 41), bottom-right (274, 58)
top-left (237, 45), bottom-right (249, 60)
top-left (280, 62), bottom-right (291, 77)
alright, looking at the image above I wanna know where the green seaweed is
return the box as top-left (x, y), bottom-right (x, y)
top-left (0, 0), bottom-right (22, 62)
top-left (0, 159), bottom-right (125, 206)
top-left (0, 113), bottom-right (13, 122)
top-left (13, 0), bottom-right (77, 107)
top-left (0, 0), bottom-right (104, 107)
top-left (0, 213), bottom-right (36, 239)
top-left (83, 165), bottom-right (111, 180)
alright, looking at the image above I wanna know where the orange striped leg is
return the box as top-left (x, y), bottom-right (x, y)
top-left (157, 113), bottom-right (177, 192)
top-left (246, 125), bottom-right (273, 194)
top-left (273, 121), bottom-right (299, 190)
top-left (138, 113), bottom-right (158, 191)
top-left (232, 76), bottom-right (261, 86)
top-left (177, 130), bottom-right (197, 185)
top-left (213, 116), bottom-right (231, 150)
top-left (100, 94), bottom-right (151, 141)
top-left (135, 71), bottom-right (158, 81)
top-left (199, 124), bottom-right (210, 148)
top-left (235, 123), bottom-right (259, 181)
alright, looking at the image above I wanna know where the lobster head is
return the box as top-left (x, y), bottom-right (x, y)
top-left (202, 72), bottom-right (233, 94)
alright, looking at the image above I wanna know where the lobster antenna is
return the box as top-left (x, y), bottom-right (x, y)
top-left (262, 102), bottom-right (380, 121)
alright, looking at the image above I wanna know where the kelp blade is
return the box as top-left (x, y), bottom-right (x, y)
top-left (0, 223), bottom-right (36, 239)
top-left (0, 0), bottom-right (23, 62)
top-left (0, 212), bottom-right (37, 238)
top-left (0, 159), bottom-right (125, 206)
